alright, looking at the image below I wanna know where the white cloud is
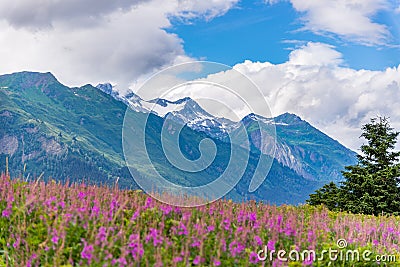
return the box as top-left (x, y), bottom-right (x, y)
top-left (173, 0), bottom-right (239, 21)
top-left (170, 42), bottom-right (400, 151)
top-left (0, 0), bottom-right (238, 89)
top-left (0, 0), bottom-right (237, 30)
top-left (288, 42), bottom-right (343, 66)
top-left (0, 0), bottom-right (147, 30)
top-left (268, 0), bottom-right (391, 46)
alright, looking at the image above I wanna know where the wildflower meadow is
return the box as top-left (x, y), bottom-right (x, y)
top-left (0, 173), bottom-right (399, 266)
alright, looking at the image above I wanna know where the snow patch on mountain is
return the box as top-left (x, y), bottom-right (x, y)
top-left (142, 100), bottom-right (186, 117)
top-left (95, 83), bottom-right (289, 140)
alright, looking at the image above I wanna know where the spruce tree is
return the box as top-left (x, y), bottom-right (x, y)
top-left (307, 182), bottom-right (340, 211)
top-left (340, 117), bottom-right (400, 215)
top-left (308, 117), bottom-right (400, 215)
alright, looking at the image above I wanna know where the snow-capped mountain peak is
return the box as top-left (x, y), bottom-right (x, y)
top-left (142, 98), bottom-right (187, 117)
top-left (96, 83), bottom-right (113, 95)
top-left (94, 83), bottom-right (357, 185)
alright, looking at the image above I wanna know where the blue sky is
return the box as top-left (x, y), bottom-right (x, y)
top-left (168, 0), bottom-right (400, 70)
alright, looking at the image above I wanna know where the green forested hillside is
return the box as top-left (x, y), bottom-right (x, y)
top-left (0, 71), bottom-right (342, 204)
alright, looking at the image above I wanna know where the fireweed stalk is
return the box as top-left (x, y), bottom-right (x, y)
top-left (0, 173), bottom-right (399, 266)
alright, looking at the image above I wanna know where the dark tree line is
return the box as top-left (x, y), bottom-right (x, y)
top-left (307, 117), bottom-right (400, 215)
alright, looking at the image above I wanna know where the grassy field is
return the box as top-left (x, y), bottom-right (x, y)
top-left (0, 173), bottom-right (399, 266)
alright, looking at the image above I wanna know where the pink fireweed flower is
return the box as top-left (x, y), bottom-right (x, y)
top-left (118, 257), bottom-right (127, 266)
top-left (213, 259), bottom-right (221, 266)
top-left (13, 237), bottom-right (21, 249)
top-left (178, 222), bottom-right (188, 236)
top-left (78, 191), bottom-right (86, 200)
top-left (254, 235), bottom-right (263, 246)
top-left (97, 227), bottom-right (107, 243)
top-left (303, 252), bottom-right (314, 265)
top-left (45, 196), bottom-right (57, 207)
top-left (91, 201), bottom-right (100, 217)
top-left (81, 240), bottom-right (94, 264)
top-left (26, 253), bottom-right (38, 267)
top-left (267, 240), bottom-right (275, 251)
top-left (174, 206), bottom-right (182, 213)
top-left (207, 225), bottom-right (215, 232)
top-left (220, 239), bottom-right (227, 252)
top-left (51, 234), bottom-right (59, 245)
top-left (193, 223), bottom-right (201, 231)
top-left (144, 197), bottom-right (153, 209)
top-left (249, 251), bottom-right (259, 264)
top-left (277, 215), bottom-right (283, 226)
top-left (129, 234), bottom-right (144, 260)
top-left (160, 205), bottom-right (172, 215)
top-left (2, 209), bottom-right (11, 218)
top-left (63, 213), bottom-right (73, 223)
top-left (129, 234), bottom-right (139, 243)
top-left (182, 212), bottom-right (191, 221)
top-left (130, 210), bottom-right (140, 222)
top-left (108, 199), bottom-right (118, 220)
top-left (7, 195), bottom-right (14, 203)
top-left (145, 228), bottom-right (163, 246)
top-left (237, 210), bottom-right (245, 223)
top-left (249, 212), bottom-right (257, 222)
top-left (193, 256), bottom-right (201, 265)
top-left (110, 199), bottom-right (119, 211)
top-left (284, 223), bottom-right (295, 236)
top-left (191, 238), bottom-right (201, 248)
top-left (209, 207), bottom-right (215, 215)
top-left (78, 207), bottom-right (86, 213)
top-left (58, 201), bottom-right (65, 209)
top-left (130, 248), bottom-right (144, 261)
top-left (229, 241), bottom-right (245, 257)
top-left (307, 230), bottom-right (315, 243)
top-left (223, 218), bottom-right (231, 231)
top-left (355, 223), bottom-right (360, 232)
top-left (173, 256), bottom-right (183, 263)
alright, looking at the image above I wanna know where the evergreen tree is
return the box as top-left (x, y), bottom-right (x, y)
top-left (308, 117), bottom-right (400, 215)
top-left (307, 182), bottom-right (340, 210)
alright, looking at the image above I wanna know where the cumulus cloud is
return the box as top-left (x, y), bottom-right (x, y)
top-left (173, 0), bottom-right (240, 21)
top-left (268, 0), bottom-right (391, 46)
top-left (288, 42), bottom-right (343, 66)
top-left (0, 0), bottom-right (237, 30)
top-left (243, 44), bottom-right (400, 151)
top-left (0, 0), bottom-right (147, 30)
top-left (170, 42), bottom-right (400, 151)
top-left (0, 0), bottom-right (238, 90)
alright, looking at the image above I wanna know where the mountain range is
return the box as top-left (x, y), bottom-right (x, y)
top-left (0, 71), bottom-right (357, 204)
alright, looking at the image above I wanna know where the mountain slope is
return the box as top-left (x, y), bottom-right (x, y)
top-left (240, 112), bottom-right (357, 182)
top-left (106, 83), bottom-right (357, 184)
top-left (0, 72), bottom-right (354, 204)
top-left (0, 72), bottom-right (130, 186)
